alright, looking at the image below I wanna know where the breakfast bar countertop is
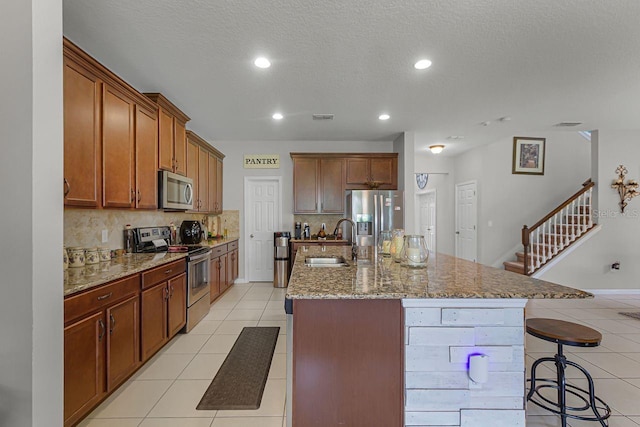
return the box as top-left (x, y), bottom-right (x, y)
top-left (286, 246), bottom-right (591, 300)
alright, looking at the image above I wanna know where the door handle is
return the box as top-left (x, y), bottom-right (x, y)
top-left (250, 234), bottom-right (254, 238)
top-left (455, 231), bottom-right (460, 234)
top-left (98, 318), bottom-right (106, 341)
top-left (109, 313), bottom-right (115, 335)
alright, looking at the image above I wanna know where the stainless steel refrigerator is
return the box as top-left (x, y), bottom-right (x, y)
top-left (345, 190), bottom-right (404, 247)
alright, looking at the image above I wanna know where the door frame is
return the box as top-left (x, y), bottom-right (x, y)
top-left (415, 189), bottom-right (437, 253)
top-left (454, 180), bottom-right (477, 262)
top-left (243, 176), bottom-right (283, 282)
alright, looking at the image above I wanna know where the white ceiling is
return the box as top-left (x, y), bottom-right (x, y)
top-left (63, 0), bottom-right (640, 154)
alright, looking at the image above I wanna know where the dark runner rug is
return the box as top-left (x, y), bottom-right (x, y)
top-left (619, 312), bottom-right (640, 320)
top-left (197, 326), bottom-right (280, 410)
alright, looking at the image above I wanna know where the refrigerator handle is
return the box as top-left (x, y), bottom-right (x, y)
top-left (379, 194), bottom-right (384, 233)
top-left (374, 194), bottom-right (379, 249)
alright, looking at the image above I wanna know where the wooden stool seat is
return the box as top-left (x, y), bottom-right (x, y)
top-left (526, 318), bottom-right (602, 347)
top-left (526, 317), bottom-right (610, 426)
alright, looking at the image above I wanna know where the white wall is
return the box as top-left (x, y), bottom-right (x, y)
top-left (540, 130), bottom-right (640, 290)
top-left (213, 140), bottom-right (393, 280)
top-left (395, 132), bottom-right (417, 233)
top-left (452, 131), bottom-right (590, 265)
top-left (1, 0), bottom-right (63, 425)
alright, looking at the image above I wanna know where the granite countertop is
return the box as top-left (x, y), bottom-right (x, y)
top-left (64, 237), bottom-right (239, 297)
top-left (286, 246), bottom-right (592, 300)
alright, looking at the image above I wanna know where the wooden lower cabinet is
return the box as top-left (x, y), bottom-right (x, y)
top-left (219, 253), bottom-right (229, 292)
top-left (210, 255), bottom-right (221, 303)
top-left (209, 241), bottom-right (238, 303)
top-left (64, 312), bottom-right (105, 427)
top-left (141, 272), bottom-right (187, 362)
top-left (106, 295), bottom-right (140, 391)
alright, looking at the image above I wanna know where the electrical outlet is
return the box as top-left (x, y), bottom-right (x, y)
top-left (101, 229), bottom-right (109, 243)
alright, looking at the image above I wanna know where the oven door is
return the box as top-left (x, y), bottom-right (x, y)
top-left (187, 249), bottom-right (211, 306)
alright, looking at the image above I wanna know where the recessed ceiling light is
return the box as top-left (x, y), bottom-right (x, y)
top-left (378, 114), bottom-right (390, 121)
top-left (414, 59), bottom-right (432, 70)
top-left (272, 113), bottom-right (283, 120)
top-left (254, 57), bottom-right (271, 68)
top-left (429, 145), bottom-right (445, 154)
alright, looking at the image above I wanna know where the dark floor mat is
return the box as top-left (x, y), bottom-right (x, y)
top-left (197, 326), bottom-right (280, 410)
top-left (619, 312), bottom-right (640, 320)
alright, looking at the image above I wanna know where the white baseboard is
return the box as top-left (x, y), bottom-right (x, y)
top-left (586, 289), bottom-right (640, 295)
top-left (233, 278), bottom-right (250, 284)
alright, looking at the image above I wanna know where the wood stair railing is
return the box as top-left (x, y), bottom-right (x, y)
top-left (504, 179), bottom-right (596, 276)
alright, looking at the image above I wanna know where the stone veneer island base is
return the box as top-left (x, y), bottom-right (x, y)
top-left (285, 246), bottom-right (590, 427)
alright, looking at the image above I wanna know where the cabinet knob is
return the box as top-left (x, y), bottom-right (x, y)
top-left (137, 190), bottom-right (141, 203)
top-left (98, 318), bottom-right (106, 341)
top-left (109, 313), bottom-right (115, 335)
top-left (63, 178), bottom-right (70, 197)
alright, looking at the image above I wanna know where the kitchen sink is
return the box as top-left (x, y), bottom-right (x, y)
top-left (304, 256), bottom-right (349, 267)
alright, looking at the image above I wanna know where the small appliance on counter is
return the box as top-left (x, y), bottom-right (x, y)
top-left (180, 220), bottom-right (203, 244)
top-left (294, 222), bottom-right (302, 239)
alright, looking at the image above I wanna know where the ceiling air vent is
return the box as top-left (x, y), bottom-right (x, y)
top-left (312, 114), bottom-right (334, 121)
top-left (554, 122), bottom-right (583, 127)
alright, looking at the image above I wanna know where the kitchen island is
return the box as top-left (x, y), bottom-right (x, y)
top-left (285, 246), bottom-right (590, 427)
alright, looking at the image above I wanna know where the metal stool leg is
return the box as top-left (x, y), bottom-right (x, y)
top-left (555, 343), bottom-right (568, 427)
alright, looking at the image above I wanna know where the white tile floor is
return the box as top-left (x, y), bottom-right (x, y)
top-left (79, 286), bottom-right (640, 426)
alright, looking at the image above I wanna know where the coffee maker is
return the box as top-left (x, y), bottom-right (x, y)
top-left (294, 222), bottom-right (302, 239)
top-left (180, 220), bottom-right (203, 244)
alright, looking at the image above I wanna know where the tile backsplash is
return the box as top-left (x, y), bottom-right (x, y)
top-left (293, 214), bottom-right (343, 237)
top-left (64, 208), bottom-right (240, 249)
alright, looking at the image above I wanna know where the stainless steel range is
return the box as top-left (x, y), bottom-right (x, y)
top-left (132, 226), bottom-right (211, 333)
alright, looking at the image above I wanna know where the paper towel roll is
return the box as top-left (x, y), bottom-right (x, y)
top-left (469, 354), bottom-right (489, 384)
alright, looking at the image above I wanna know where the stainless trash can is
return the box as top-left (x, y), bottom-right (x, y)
top-left (274, 231), bottom-right (291, 288)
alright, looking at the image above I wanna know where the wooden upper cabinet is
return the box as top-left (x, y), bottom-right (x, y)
top-left (134, 106), bottom-right (158, 209)
top-left (102, 84), bottom-right (135, 208)
top-left (186, 138), bottom-right (199, 210)
top-left (320, 158), bottom-right (346, 213)
top-left (293, 157), bottom-right (319, 213)
top-left (186, 130), bottom-right (225, 213)
top-left (345, 154), bottom-right (398, 190)
top-left (208, 153), bottom-right (217, 213)
top-left (216, 157), bottom-right (223, 214)
top-left (63, 56), bottom-right (101, 207)
top-left (144, 93), bottom-right (190, 176)
top-left (198, 146), bottom-right (209, 212)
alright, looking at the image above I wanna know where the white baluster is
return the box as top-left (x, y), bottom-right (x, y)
top-left (588, 188), bottom-right (593, 228)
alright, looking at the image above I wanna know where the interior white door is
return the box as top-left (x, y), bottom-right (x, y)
top-left (417, 191), bottom-right (436, 253)
top-left (455, 181), bottom-right (477, 262)
top-left (245, 177), bottom-right (281, 282)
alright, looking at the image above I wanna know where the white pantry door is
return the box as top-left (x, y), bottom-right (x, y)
top-left (244, 177), bottom-right (282, 282)
top-left (455, 181), bottom-right (477, 262)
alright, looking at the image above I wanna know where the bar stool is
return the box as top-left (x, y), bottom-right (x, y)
top-left (526, 318), bottom-right (611, 427)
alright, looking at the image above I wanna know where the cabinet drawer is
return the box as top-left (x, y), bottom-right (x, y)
top-left (65, 275), bottom-right (140, 324)
top-left (211, 244), bottom-right (227, 257)
top-left (141, 259), bottom-right (186, 290)
top-left (228, 241), bottom-right (238, 251)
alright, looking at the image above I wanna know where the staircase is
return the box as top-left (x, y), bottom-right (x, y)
top-left (504, 179), bottom-right (596, 275)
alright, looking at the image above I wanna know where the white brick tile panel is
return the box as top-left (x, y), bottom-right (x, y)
top-left (449, 346), bottom-right (515, 363)
top-left (406, 346), bottom-right (467, 372)
top-left (478, 346), bottom-right (525, 372)
top-left (467, 395), bottom-right (524, 409)
top-left (406, 371), bottom-right (470, 389)
top-left (406, 389), bottom-right (470, 411)
top-left (409, 327), bottom-right (475, 346)
top-left (441, 308), bottom-right (523, 326)
top-left (405, 411), bottom-right (460, 426)
top-left (469, 372), bottom-right (525, 397)
top-left (406, 308), bottom-right (442, 326)
top-left (474, 327), bottom-right (524, 345)
top-left (460, 409), bottom-right (525, 426)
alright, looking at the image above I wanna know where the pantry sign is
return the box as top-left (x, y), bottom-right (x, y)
top-left (243, 154), bottom-right (280, 169)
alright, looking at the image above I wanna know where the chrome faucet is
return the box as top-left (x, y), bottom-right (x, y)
top-left (333, 218), bottom-right (358, 260)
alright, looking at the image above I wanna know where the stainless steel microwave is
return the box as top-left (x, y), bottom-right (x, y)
top-left (158, 170), bottom-right (193, 210)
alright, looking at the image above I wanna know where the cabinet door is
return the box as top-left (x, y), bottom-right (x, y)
top-left (106, 295), bottom-right (140, 391)
top-left (63, 58), bottom-right (101, 207)
top-left (210, 256), bottom-right (221, 303)
top-left (135, 105), bottom-right (158, 209)
top-left (141, 283), bottom-right (168, 362)
top-left (208, 153), bottom-right (217, 213)
top-left (320, 158), bottom-right (346, 213)
top-left (167, 273), bottom-right (187, 338)
top-left (232, 249), bottom-right (239, 282)
top-left (293, 158), bottom-right (319, 213)
top-left (64, 312), bottom-right (105, 426)
top-left (186, 139), bottom-right (199, 210)
top-left (158, 107), bottom-right (174, 172)
top-left (174, 120), bottom-right (187, 176)
top-left (219, 253), bottom-right (228, 292)
top-left (216, 157), bottom-right (223, 213)
top-left (346, 158), bottom-right (369, 185)
top-left (198, 147), bottom-right (209, 212)
top-left (371, 157), bottom-right (396, 188)
top-left (102, 84), bottom-right (135, 208)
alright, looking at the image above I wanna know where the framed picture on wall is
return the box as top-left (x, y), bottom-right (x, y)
top-left (512, 137), bottom-right (545, 175)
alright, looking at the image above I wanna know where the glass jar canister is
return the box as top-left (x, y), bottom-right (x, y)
top-left (390, 229), bottom-right (405, 262)
top-left (400, 235), bottom-right (429, 267)
top-left (378, 230), bottom-right (392, 256)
